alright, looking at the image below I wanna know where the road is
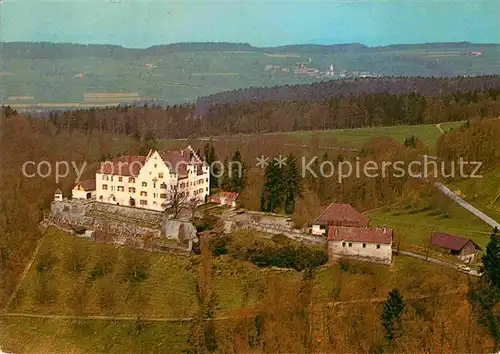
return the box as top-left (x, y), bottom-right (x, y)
top-left (395, 249), bottom-right (481, 277)
top-left (435, 182), bottom-right (500, 230)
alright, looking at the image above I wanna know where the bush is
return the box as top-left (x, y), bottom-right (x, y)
top-left (242, 243), bottom-right (327, 271)
top-left (210, 235), bottom-right (230, 256)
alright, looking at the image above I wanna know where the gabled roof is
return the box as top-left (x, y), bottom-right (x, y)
top-left (54, 188), bottom-right (62, 194)
top-left (98, 156), bottom-right (146, 176)
top-left (431, 232), bottom-right (481, 251)
top-left (328, 226), bottom-right (393, 245)
top-left (219, 192), bottom-right (240, 202)
top-left (313, 203), bottom-right (369, 227)
top-left (73, 179), bottom-right (96, 191)
top-left (159, 150), bottom-right (190, 177)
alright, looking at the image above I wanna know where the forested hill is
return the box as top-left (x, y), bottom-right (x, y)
top-left (196, 76), bottom-right (500, 113)
top-left (1, 41), bottom-right (496, 59)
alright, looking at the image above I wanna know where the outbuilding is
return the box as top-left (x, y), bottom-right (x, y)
top-left (72, 179), bottom-right (96, 200)
top-left (328, 226), bottom-right (393, 265)
top-left (431, 232), bottom-right (482, 263)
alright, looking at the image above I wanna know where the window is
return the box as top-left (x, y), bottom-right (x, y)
top-left (161, 203), bottom-right (167, 208)
top-left (153, 193), bottom-right (157, 198)
top-left (111, 186), bottom-right (114, 191)
top-left (206, 178), bottom-right (208, 182)
top-left (117, 186), bottom-right (124, 192)
top-left (160, 183), bottom-right (167, 189)
top-left (348, 243), bottom-right (352, 247)
top-left (199, 188), bottom-right (203, 193)
top-left (102, 175), bottom-right (108, 180)
top-left (129, 177), bottom-right (135, 183)
top-left (154, 164), bottom-right (157, 168)
top-left (194, 191), bottom-right (198, 196)
top-left (206, 187), bottom-right (208, 191)
top-left (376, 244), bottom-right (381, 249)
top-left (140, 191), bottom-right (147, 197)
top-left (140, 200), bottom-right (147, 206)
top-left (129, 187), bottom-right (136, 193)
top-left (362, 243), bottom-right (366, 248)
top-left (160, 193), bottom-right (167, 199)
top-left (118, 177), bottom-right (123, 182)
top-left (159, 173), bottom-right (164, 178)
top-left (102, 184), bottom-right (108, 190)
top-left (342, 242), bottom-right (346, 247)
top-left (142, 182), bottom-right (147, 187)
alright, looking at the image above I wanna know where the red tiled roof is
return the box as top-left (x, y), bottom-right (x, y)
top-left (328, 226), bottom-right (393, 244)
top-left (159, 150), bottom-right (191, 177)
top-left (431, 232), bottom-right (480, 251)
top-left (219, 192), bottom-right (240, 202)
top-left (313, 203), bottom-right (369, 227)
top-left (98, 156), bottom-right (146, 176)
top-left (73, 179), bottom-right (96, 191)
top-left (208, 196), bottom-right (221, 204)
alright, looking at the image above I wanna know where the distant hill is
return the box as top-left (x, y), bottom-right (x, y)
top-left (1, 41), bottom-right (497, 59)
top-left (1, 41), bottom-right (499, 108)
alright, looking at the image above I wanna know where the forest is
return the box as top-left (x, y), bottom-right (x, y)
top-left (39, 77), bottom-right (500, 139)
top-left (196, 76), bottom-right (500, 109)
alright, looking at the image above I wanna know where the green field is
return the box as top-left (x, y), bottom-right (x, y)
top-left (367, 199), bottom-right (492, 251)
top-left (285, 121), bottom-right (464, 151)
top-left (448, 165), bottom-right (500, 224)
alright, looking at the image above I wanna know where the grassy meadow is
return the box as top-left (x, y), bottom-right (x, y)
top-left (448, 165), bottom-right (500, 224)
top-left (0, 227), bottom-right (473, 353)
top-left (285, 121), bottom-right (464, 151)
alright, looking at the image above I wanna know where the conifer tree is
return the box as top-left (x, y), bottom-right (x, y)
top-left (261, 160), bottom-right (286, 213)
top-left (220, 157), bottom-right (231, 191)
top-left (230, 149), bottom-right (245, 193)
top-left (381, 289), bottom-right (406, 343)
top-left (483, 227), bottom-right (500, 289)
top-left (284, 154), bottom-right (303, 214)
top-left (203, 143), bottom-right (219, 190)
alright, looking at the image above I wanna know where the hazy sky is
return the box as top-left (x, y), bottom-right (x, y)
top-left (1, 0), bottom-right (499, 47)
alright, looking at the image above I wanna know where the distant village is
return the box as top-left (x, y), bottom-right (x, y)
top-left (265, 62), bottom-right (381, 79)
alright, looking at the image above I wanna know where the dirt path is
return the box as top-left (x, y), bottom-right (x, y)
top-left (436, 123), bottom-right (445, 134)
top-left (1, 226), bottom-right (49, 313)
top-left (0, 288), bottom-right (468, 323)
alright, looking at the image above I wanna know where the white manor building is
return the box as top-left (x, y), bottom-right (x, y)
top-left (92, 146), bottom-right (210, 212)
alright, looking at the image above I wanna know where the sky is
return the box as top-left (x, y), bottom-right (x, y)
top-left (0, 0), bottom-right (499, 48)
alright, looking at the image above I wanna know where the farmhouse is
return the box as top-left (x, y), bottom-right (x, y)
top-left (95, 146), bottom-right (210, 212)
top-left (328, 226), bottom-right (393, 265)
top-left (72, 179), bottom-right (96, 200)
top-left (208, 191), bottom-right (240, 208)
top-left (431, 232), bottom-right (482, 263)
top-left (311, 203), bottom-right (369, 236)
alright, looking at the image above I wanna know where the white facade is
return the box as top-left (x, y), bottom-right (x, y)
top-left (72, 187), bottom-right (96, 200)
top-left (95, 147), bottom-right (210, 212)
top-left (54, 190), bottom-right (63, 201)
top-left (329, 240), bottom-right (392, 265)
top-left (311, 224), bottom-right (326, 236)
